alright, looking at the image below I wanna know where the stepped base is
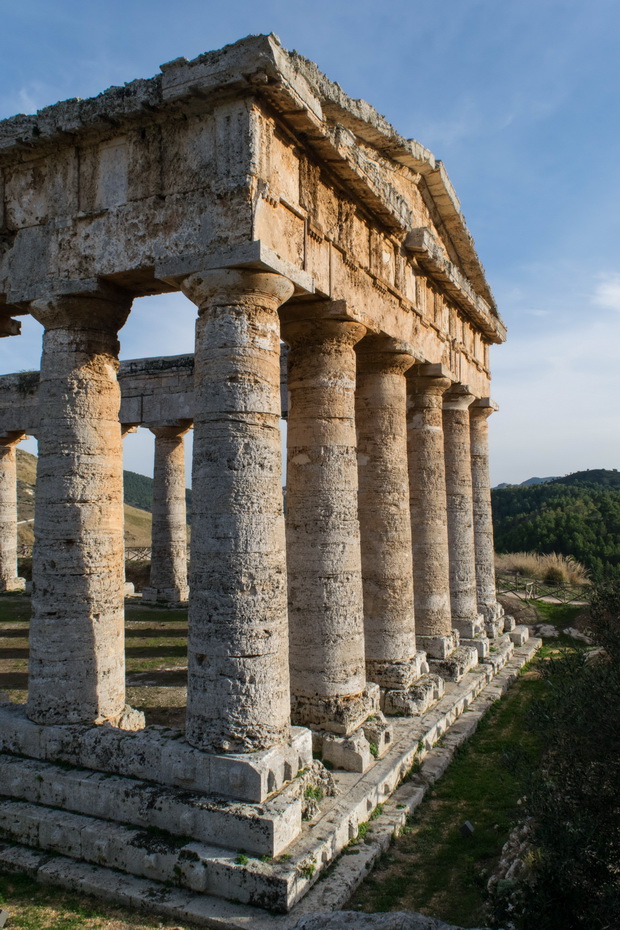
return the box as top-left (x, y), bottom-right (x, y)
top-left (428, 645), bottom-right (479, 682)
top-left (0, 704), bottom-right (311, 803)
top-left (461, 635), bottom-right (490, 658)
top-left (142, 585), bottom-right (189, 604)
top-left (0, 641), bottom-right (542, 921)
top-left (0, 577), bottom-right (26, 593)
top-left (382, 674), bottom-right (445, 716)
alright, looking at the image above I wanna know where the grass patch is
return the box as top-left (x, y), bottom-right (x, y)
top-left (350, 667), bottom-right (546, 925)
top-left (0, 871), bottom-right (192, 929)
top-left (530, 600), bottom-right (583, 628)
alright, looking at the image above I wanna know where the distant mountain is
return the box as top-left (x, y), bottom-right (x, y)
top-left (492, 468), bottom-right (620, 580)
top-left (494, 476), bottom-right (557, 489)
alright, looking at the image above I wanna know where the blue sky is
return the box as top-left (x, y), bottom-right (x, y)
top-left (0, 0), bottom-right (619, 484)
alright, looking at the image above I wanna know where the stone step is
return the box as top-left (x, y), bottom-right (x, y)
top-left (428, 645), bottom-right (479, 681)
top-left (0, 754), bottom-right (301, 857)
top-left (382, 674), bottom-right (445, 716)
top-left (508, 625), bottom-right (530, 646)
top-left (0, 799), bottom-right (296, 912)
top-left (482, 634), bottom-right (514, 671)
top-left (0, 703), bottom-right (312, 804)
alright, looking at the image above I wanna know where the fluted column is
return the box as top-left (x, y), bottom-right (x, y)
top-left (443, 385), bottom-right (485, 639)
top-left (142, 424), bottom-right (190, 604)
top-left (356, 336), bottom-right (424, 690)
top-left (470, 399), bottom-right (503, 627)
top-left (0, 432), bottom-right (26, 592)
top-left (283, 307), bottom-right (378, 735)
top-left (179, 269), bottom-right (293, 754)
top-left (27, 288), bottom-right (141, 728)
top-left (407, 364), bottom-right (456, 659)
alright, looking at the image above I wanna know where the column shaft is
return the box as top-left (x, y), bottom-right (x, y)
top-left (180, 269), bottom-right (293, 754)
top-left (143, 425), bottom-right (190, 603)
top-left (356, 337), bottom-right (419, 689)
top-left (27, 291), bottom-right (136, 726)
top-left (443, 386), bottom-right (484, 638)
top-left (0, 433), bottom-right (26, 592)
top-left (407, 366), bottom-right (455, 658)
top-left (283, 310), bottom-right (377, 735)
top-left (470, 402), bottom-right (502, 623)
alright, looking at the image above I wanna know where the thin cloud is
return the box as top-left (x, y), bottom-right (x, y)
top-left (593, 273), bottom-right (620, 313)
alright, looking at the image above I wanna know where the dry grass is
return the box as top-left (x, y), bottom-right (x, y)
top-left (495, 550), bottom-right (589, 585)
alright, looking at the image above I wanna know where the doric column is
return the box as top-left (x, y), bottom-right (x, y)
top-left (179, 269), bottom-right (293, 754)
top-left (406, 364), bottom-right (456, 659)
top-left (356, 336), bottom-right (425, 690)
top-left (0, 431), bottom-right (26, 592)
top-left (470, 398), bottom-right (503, 629)
top-left (282, 306), bottom-right (378, 736)
top-left (27, 288), bottom-right (142, 728)
top-left (142, 423), bottom-right (190, 604)
top-left (443, 385), bottom-right (485, 642)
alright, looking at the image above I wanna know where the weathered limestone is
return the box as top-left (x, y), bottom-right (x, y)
top-left (283, 305), bottom-right (378, 736)
top-left (356, 336), bottom-right (435, 712)
top-left (0, 34), bottom-right (510, 920)
top-left (142, 423), bottom-right (191, 604)
top-left (470, 399), bottom-right (504, 632)
top-left (179, 269), bottom-right (294, 754)
top-left (0, 431), bottom-right (26, 592)
top-left (442, 385), bottom-right (485, 643)
top-left (406, 364), bottom-right (455, 659)
top-left (26, 288), bottom-right (142, 728)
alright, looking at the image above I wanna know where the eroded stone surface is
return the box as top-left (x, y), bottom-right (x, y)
top-left (283, 308), bottom-right (371, 736)
top-left (27, 291), bottom-right (134, 726)
top-left (0, 432), bottom-right (26, 592)
top-left (142, 423), bottom-right (190, 604)
top-left (356, 336), bottom-right (420, 690)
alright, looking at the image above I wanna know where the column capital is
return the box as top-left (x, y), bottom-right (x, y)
top-left (179, 268), bottom-right (294, 313)
top-left (356, 334), bottom-right (420, 376)
top-left (470, 398), bottom-right (499, 422)
top-left (443, 383), bottom-right (476, 411)
top-left (281, 302), bottom-right (366, 350)
top-left (147, 422), bottom-right (192, 440)
top-left (407, 362), bottom-right (452, 397)
top-left (28, 282), bottom-right (132, 332)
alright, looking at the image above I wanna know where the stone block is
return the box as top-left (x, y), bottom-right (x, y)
top-left (416, 632), bottom-right (459, 660)
top-left (460, 635), bottom-right (490, 658)
top-left (502, 614), bottom-right (516, 632)
top-left (383, 674), bottom-right (444, 716)
top-left (142, 585), bottom-right (189, 604)
top-left (428, 646), bottom-right (478, 682)
top-left (322, 732), bottom-right (372, 773)
top-left (509, 625), bottom-right (529, 647)
top-left (361, 712), bottom-right (393, 759)
top-left (485, 617), bottom-right (505, 639)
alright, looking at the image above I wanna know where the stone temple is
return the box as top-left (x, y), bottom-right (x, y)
top-left (0, 34), bottom-right (533, 926)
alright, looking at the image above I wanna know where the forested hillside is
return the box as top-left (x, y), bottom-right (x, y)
top-left (124, 468), bottom-right (192, 520)
top-left (492, 470), bottom-right (620, 579)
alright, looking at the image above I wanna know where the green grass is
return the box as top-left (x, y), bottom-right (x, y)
top-left (350, 669), bottom-right (546, 925)
top-left (530, 600), bottom-right (583, 627)
top-left (350, 602), bottom-right (590, 926)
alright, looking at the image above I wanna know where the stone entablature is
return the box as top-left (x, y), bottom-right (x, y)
top-left (0, 34), bottom-right (517, 921)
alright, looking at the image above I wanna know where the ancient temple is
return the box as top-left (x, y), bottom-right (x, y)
top-left (0, 34), bottom-right (532, 925)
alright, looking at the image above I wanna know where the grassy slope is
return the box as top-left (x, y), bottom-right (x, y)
top-left (16, 449), bottom-right (155, 548)
top-left (350, 604), bottom-right (586, 926)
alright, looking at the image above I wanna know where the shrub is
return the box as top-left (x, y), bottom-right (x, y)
top-left (489, 580), bottom-right (620, 928)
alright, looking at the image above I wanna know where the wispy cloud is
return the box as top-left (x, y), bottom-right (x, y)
top-left (593, 273), bottom-right (620, 313)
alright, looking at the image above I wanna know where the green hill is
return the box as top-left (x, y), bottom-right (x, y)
top-left (492, 469), bottom-right (620, 580)
top-left (15, 450), bottom-right (191, 549)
